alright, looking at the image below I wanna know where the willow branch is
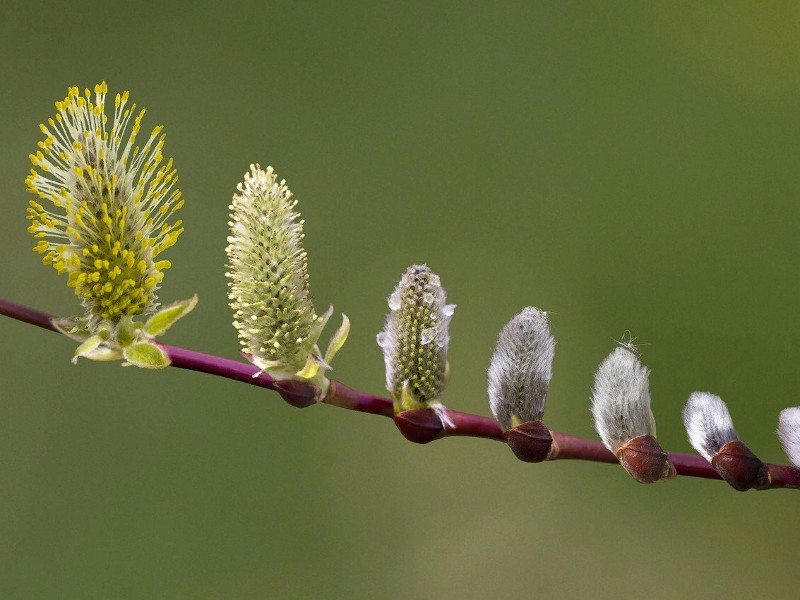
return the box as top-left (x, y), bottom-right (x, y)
top-left (2, 297), bottom-right (798, 490)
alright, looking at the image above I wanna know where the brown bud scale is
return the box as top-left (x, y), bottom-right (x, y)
top-left (711, 440), bottom-right (770, 491)
top-left (506, 420), bottom-right (555, 463)
top-left (616, 434), bottom-right (676, 483)
top-left (274, 379), bottom-right (320, 408)
top-left (393, 408), bottom-right (445, 444)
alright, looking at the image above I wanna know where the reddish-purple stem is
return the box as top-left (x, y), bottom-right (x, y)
top-left (2, 297), bottom-right (798, 490)
top-left (167, 346), bottom-right (277, 390)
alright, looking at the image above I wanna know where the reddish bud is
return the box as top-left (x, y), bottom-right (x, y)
top-left (273, 379), bottom-right (320, 408)
top-left (616, 434), bottom-right (676, 483)
top-left (506, 420), bottom-right (555, 463)
top-left (393, 408), bottom-right (445, 444)
top-left (711, 440), bottom-right (770, 491)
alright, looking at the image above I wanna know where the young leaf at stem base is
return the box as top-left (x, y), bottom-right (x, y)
top-left (144, 295), bottom-right (198, 337)
top-left (122, 342), bottom-right (170, 369)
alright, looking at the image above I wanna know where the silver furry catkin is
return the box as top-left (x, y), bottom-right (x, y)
top-left (683, 392), bottom-right (768, 491)
top-left (590, 343), bottom-right (674, 483)
top-left (682, 392), bottom-right (739, 461)
top-left (488, 307), bottom-right (555, 429)
top-left (778, 407), bottom-right (800, 469)
top-left (591, 345), bottom-right (656, 453)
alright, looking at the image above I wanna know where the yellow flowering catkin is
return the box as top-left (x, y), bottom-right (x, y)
top-left (25, 82), bottom-right (183, 326)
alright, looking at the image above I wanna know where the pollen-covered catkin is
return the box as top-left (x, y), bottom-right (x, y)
top-left (26, 82), bottom-right (183, 327)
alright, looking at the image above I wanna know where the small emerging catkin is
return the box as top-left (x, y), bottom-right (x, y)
top-left (488, 307), bottom-right (555, 429)
top-left (778, 407), bottom-right (800, 469)
top-left (591, 345), bottom-right (656, 454)
top-left (683, 392), bottom-right (768, 491)
top-left (377, 265), bottom-right (455, 412)
top-left (682, 392), bottom-right (739, 461)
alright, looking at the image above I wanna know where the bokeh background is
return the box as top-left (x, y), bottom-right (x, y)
top-left (1, 2), bottom-right (799, 598)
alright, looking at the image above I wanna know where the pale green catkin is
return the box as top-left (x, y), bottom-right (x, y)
top-left (378, 265), bottom-right (455, 411)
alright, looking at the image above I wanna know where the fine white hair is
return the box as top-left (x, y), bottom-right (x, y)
top-left (591, 345), bottom-right (656, 454)
top-left (777, 407), bottom-right (800, 469)
top-left (682, 392), bottom-right (739, 461)
top-left (487, 307), bottom-right (555, 429)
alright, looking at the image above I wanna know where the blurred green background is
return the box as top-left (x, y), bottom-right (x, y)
top-left (1, 2), bottom-right (799, 598)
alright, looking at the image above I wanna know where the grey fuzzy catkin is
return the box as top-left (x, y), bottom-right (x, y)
top-left (778, 407), bottom-right (800, 469)
top-left (487, 307), bottom-right (555, 429)
top-left (682, 392), bottom-right (739, 461)
top-left (590, 345), bottom-right (656, 454)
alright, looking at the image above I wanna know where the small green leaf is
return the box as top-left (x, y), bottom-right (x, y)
top-left (72, 335), bottom-right (123, 363)
top-left (323, 313), bottom-right (350, 364)
top-left (87, 346), bottom-right (124, 361)
top-left (295, 356), bottom-right (321, 380)
top-left (116, 316), bottom-right (138, 346)
top-left (122, 342), bottom-right (171, 369)
top-left (306, 305), bottom-right (333, 348)
top-left (144, 295), bottom-right (198, 337)
top-left (397, 381), bottom-right (426, 412)
top-left (52, 317), bottom-right (91, 342)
